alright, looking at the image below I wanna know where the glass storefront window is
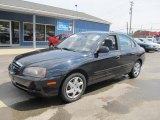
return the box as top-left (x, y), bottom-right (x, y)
top-left (0, 21), bottom-right (10, 45)
top-left (24, 23), bottom-right (33, 41)
top-left (12, 21), bottom-right (20, 44)
top-left (24, 23), bottom-right (55, 42)
top-left (46, 25), bottom-right (55, 41)
top-left (36, 24), bottom-right (45, 41)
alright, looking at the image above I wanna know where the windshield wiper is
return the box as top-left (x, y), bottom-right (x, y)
top-left (61, 48), bottom-right (76, 52)
top-left (52, 46), bottom-right (61, 50)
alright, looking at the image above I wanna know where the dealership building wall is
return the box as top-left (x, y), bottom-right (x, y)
top-left (0, 0), bottom-right (110, 47)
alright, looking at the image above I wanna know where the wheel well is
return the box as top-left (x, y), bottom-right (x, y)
top-left (137, 59), bottom-right (142, 65)
top-left (59, 69), bottom-right (89, 92)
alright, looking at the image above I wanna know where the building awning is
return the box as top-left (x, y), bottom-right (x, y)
top-left (0, 0), bottom-right (111, 24)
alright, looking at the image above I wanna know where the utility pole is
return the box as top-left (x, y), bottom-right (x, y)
top-left (129, 1), bottom-right (134, 36)
top-left (127, 22), bottom-right (129, 35)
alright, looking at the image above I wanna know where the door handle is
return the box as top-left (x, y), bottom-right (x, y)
top-left (115, 55), bottom-right (120, 59)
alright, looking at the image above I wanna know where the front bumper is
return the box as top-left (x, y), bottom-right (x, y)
top-left (154, 47), bottom-right (160, 51)
top-left (9, 74), bottom-right (64, 97)
top-left (145, 47), bottom-right (157, 51)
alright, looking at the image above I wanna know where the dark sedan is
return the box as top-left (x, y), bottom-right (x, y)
top-left (134, 38), bottom-right (157, 52)
top-left (8, 32), bottom-right (145, 102)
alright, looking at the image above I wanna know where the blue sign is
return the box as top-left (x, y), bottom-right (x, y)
top-left (57, 22), bottom-right (72, 31)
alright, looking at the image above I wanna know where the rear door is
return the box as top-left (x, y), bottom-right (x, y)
top-left (118, 34), bottom-right (138, 74)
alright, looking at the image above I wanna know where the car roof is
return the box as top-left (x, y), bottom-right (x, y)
top-left (56, 34), bottom-right (71, 36)
top-left (77, 31), bottom-right (124, 35)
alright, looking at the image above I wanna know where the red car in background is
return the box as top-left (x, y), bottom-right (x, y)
top-left (48, 34), bottom-right (71, 48)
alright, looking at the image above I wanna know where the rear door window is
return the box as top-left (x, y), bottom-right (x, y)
top-left (119, 34), bottom-right (135, 50)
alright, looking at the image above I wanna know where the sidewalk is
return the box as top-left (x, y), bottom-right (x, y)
top-left (0, 47), bottom-right (46, 55)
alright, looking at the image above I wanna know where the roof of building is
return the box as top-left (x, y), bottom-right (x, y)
top-left (0, 0), bottom-right (111, 24)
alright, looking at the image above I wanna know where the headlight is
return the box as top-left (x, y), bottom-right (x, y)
top-left (23, 67), bottom-right (46, 78)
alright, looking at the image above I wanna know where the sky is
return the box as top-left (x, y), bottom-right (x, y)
top-left (24, 0), bottom-right (160, 33)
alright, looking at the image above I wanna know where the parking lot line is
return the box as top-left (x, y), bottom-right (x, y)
top-left (0, 100), bottom-right (7, 108)
top-left (25, 109), bottom-right (58, 120)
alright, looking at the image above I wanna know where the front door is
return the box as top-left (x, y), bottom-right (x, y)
top-left (0, 20), bottom-right (20, 46)
top-left (0, 20), bottom-right (11, 46)
top-left (90, 35), bottom-right (121, 84)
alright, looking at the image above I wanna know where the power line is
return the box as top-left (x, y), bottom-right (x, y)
top-left (113, 28), bottom-right (160, 32)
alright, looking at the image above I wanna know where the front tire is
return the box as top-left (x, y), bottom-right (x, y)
top-left (129, 61), bottom-right (141, 78)
top-left (49, 44), bottom-right (54, 48)
top-left (60, 73), bottom-right (86, 103)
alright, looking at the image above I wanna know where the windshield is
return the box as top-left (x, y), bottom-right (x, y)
top-left (57, 33), bottom-right (102, 52)
top-left (143, 39), bottom-right (153, 44)
top-left (147, 39), bottom-right (152, 41)
top-left (135, 39), bottom-right (143, 43)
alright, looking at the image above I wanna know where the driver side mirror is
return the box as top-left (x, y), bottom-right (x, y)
top-left (94, 46), bottom-right (110, 58)
top-left (98, 46), bottom-right (110, 53)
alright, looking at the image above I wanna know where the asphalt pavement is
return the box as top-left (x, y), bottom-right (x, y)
top-left (0, 52), bottom-right (160, 120)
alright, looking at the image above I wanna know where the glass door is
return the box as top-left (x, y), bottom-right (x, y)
top-left (0, 21), bottom-right (11, 46)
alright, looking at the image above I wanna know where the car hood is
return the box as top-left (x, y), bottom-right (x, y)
top-left (14, 48), bottom-right (88, 67)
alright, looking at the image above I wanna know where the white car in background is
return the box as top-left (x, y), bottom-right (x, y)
top-left (146, 38), bottom-right (158, 43)
top-left (139, 38), bottom-right (160, 51)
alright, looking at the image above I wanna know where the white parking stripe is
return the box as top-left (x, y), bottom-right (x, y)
top-left (0, 100), bottom-right (7, 108)
top-left (25, 109), bottom-right (58, 120)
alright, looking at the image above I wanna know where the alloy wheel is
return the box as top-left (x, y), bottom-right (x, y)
top-left (66, 77), bottom-right (84, 99)
top-left (133, 62), bottom-right (141, 77)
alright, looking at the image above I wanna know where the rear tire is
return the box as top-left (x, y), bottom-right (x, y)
top-left (129, 61), bottom-right (141, 78)
top-left (60, 73), bottom-right (86, 103)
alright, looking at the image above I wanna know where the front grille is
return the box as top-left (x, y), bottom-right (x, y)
top-left (11, 62), bottom-right (23, 75)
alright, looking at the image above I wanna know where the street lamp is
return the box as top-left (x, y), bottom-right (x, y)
top-left (75, 4), bottom-right (78, 19)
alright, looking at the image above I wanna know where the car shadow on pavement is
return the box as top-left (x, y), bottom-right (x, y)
top-left (0, 81), bottom-right (64, 111)
top-left (85, 76), bottom-right (126, 95)
top-left (11, 97), bottom-right (64, 111)
top-left (146, 51), bottom-right (155, 53)
top-left (0, 76), bottom-right (128, 111)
